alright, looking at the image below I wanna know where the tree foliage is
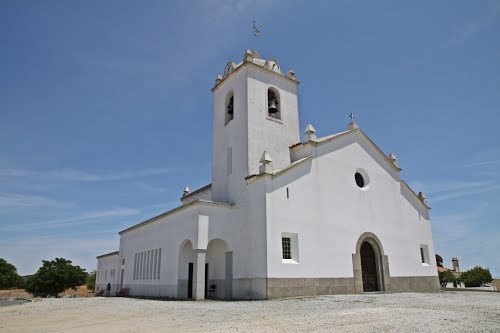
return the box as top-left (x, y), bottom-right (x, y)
top-left (0, 258), bottom-right (23, 289)
top-left (435, 254), bottom-right (444, 267)
top-left (460, 266), bottom-right (493, 287)
top-left (25, 258), bottom-right (87, 297)
top-left (86, 270), bottom-right (96, 291)
top-left (438, 269), bottom-right (456, 287)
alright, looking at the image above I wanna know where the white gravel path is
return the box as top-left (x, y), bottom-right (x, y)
top-left (1, 292), bottom-right (499, 332)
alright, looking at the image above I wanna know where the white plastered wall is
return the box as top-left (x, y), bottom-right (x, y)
top-left (96, 254), bottom-right (121, 295)
top-left (265, 131), bottom-right (437, 279)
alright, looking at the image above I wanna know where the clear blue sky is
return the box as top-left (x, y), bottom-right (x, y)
top-left (1, 1), bottom-right (499, 277)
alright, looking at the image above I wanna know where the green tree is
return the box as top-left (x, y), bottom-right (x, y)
top-left (460, 266), bottom-right (493, 287)
top-left (86, 270), bottom-right (96, 292)
top-left (438, 269), bottom-right (456, 287)
top-left (0, 258), bottom-right (23, 289)
top-left (435, 254), bottom-right (444, 267)
top-left (25, 258), bottom-right (87, 297)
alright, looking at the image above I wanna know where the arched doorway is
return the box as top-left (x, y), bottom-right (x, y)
top-left (206, 238), bottom-right (232, 299)
top-left (177, 240), bottom-right (195, 299)
top-left (360, 241), bottom-right (379, 292)
top-left (353, 232), bottom-right (390, 293)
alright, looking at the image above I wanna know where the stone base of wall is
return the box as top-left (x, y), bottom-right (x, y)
top-left (266, 276), bottom-right (440, 299)
top-left (118, 276), bottom-right (441, 300)
top-left (267, 278), bottom-right (355, 299)
top-left (386, 276), bottom-right (441, 292)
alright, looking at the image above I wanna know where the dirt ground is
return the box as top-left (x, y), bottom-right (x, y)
top-left (1, 291), bottom-right (499, 332)
top-left (0, 285), bottom-right (93, 299)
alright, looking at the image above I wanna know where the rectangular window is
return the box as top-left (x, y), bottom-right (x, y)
top-left (134, 253), bottom-right (138, 280)
top-left (135, 253), bottom-right (138, 280)
top-left (153, 249), bottom-right (158, 279)
top-left (142, 251), bottom-right (146, 279)
top-left (140, 252), bottom-right (144, 279)
top-left (227, 147), bottom-right (232, 175)
top-left (146, 251), bottom-right (150, 279)
top-left (149, 250), bottom-right (154, 279)
top-left (286, 187), bottom-right (289, 199)
top-left (420, 244), bottom-right (430, 265)
top-left (282, 237), bottom-right (291, 259)
top-left (157, 248), bottom-right (162, 279)
top-left (137, 253), bottom-right (140, 280)
top-left (281, 232), bottom-right (300, 263)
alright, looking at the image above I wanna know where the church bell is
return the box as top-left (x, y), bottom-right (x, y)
top-left (268, 100), bottom-right (278, 114)
top-left (227, 97), bottom-right (234, 115)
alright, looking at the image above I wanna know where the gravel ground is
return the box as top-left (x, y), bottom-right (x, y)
top-left (0, 292), bottom-right (499, 332)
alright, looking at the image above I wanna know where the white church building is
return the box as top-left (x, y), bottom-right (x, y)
top-left (96, 50), bottom-right (440, 299)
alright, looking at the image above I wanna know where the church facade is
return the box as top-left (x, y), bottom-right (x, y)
top-left (96, 50), bottom-right (441, 299)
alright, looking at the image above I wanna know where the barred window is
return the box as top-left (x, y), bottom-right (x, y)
top-left (282, 237), bottom-right (291, 260)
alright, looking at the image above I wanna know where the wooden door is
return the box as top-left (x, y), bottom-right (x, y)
top-left (188, 262), bottom-right (193, 299)
top-left (361, 242), bottom-right (379, 292)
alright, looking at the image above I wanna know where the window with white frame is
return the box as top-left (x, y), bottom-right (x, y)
top-left (281, 232), bottom-right (299, 263)
top-left (420, 244), bottom-right (430, 265)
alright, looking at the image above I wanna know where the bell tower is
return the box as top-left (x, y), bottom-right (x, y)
top-left (211, 50), bottom-right (300, 202)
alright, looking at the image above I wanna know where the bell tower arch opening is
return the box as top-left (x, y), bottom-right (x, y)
top-left (225, 91), bottom-right (234, 125)
top-left (267, 87), bottom-right (281, 120)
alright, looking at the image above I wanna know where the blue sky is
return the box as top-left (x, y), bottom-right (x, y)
top-left (0, 1), bottom-right (499, 276)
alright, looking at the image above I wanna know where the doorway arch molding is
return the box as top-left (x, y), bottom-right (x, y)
top-left (352, 232), bottom-right (391, 293)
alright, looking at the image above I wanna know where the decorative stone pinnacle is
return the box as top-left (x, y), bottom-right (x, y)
top-left (215, 74), bottom-right (223, 85)
top-left (259, 151), bottom-right (273, 174)
top-left (388, 153), bottom-right (399, 168)
top-left (418, 191), bottom-right (428, 205)
top-left (287, 68), bottom-right (296, 80)
top-left (243, 49), bottom-right (260, 62)
top-left (304, 123), bottom-right (317, 142)
top-left (183, 186), bottom-right (190, 196)
top-left (260, 151), bottom-right (273, 164)
top-left (348, 113), bottom-right (359, 130)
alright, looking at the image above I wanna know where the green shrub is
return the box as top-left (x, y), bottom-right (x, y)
top-left (86, 271), bottom-right (96, 292)
top-left (0, 258), bottom-right (23, 289)
top-left (25, 258), bottom-right (87, 297)
top-left (460, 266), bottom-right (492, 287)
top-left (438, 270), bottom-right (456, 287)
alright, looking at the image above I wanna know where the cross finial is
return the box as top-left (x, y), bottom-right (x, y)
top-left (252, 20), bottom-right (260, 37)
top-left (348, 113), bottom-right (358, 130)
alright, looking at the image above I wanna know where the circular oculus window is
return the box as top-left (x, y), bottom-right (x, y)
top-left (355, 172), bottom-right (365, 188)
top-left (354, 169), bottom-right (370, 189)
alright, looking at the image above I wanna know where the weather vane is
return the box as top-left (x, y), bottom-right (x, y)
top-left (252, 20), bottom-right (261, 37)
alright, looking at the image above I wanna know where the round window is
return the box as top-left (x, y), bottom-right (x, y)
top-left (355, 172), bottom-right (365, 188)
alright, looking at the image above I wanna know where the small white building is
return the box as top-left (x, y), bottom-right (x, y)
top-left (96, 50), bottom-right (440, 299)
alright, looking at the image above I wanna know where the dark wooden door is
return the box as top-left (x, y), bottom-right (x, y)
top-left (360, 242), bottom-right (379, 292)
top-left (188, 262), bottom-right (193, 299)
top-left (204, 263), bottom-right (209, 298)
